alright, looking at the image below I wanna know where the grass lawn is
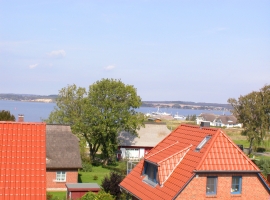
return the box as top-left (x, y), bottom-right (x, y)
top-left (78, 165), bottom-right (111, 185)
top-left (47, 191), bottom-right (66, 200)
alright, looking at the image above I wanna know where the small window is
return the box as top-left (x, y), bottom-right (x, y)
top-left (143, 162), bottom-right (158, 184)
top-left (56, 171), bottom-right (66, 182)
top-left (231, 176), bottom-right (242, 194)
top-left (196, 136), bottom-right (211, 151)
top-left (206, 176), bottom-right (217, 195)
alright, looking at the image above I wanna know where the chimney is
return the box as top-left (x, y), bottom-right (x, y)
top-left (200, 121), bottom-right (210, 128)
top-left (18, 114), bottom-right (24, 122)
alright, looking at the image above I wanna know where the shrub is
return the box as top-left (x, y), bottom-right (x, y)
top-left (101, 171), bottom-right (124, 199)
top-left (80, 190), bottom-right (114, 200)
top-left (255, 158), bottom-right (270, 177)
top-left (93, 175), bottom-right (98, 180)
top-left (256, 147), bottom-right (266, 152)
top-left (81, 161), bottom-right (92, 172)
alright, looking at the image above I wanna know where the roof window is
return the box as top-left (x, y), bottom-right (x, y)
top-left (196, 136), bottom-right (211, 152)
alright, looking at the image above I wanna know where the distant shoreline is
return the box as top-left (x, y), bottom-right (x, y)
top-left (0, 93), bottom-right (231, 111)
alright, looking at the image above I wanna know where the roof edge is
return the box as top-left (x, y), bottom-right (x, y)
top-left (119, 185), bottom-right (142, 200)
top-left (194, 170), bottom-right (261, 173)
top-left (218, 130), bottom-right (260, 171)
top-left (258, 173), bottom-right (270, 193)
top-left (172, 173), bottom-right (196, 200)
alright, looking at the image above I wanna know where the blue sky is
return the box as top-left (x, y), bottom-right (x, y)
top-left (0, 1), bottom-right (269, 103)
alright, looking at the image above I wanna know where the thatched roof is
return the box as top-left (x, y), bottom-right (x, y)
top-left (46, 125), bottom-right (82, 169)
top-left (118, 122), bottom-right (171, 147)
top-left (198, 113), bottom-right (217, 122)
top-left (216, 115), bottom-right (238, 125)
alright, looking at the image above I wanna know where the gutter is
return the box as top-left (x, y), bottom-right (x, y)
top-left (194, 170), bottom-right (261, 173)
top-left (258, 173), bottom-right (270, 192)
top-left (172, 173), bottom-right (196, 200)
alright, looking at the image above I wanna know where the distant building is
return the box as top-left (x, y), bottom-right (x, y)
top-left (197, 113), bottom-right (242, 128)
top-left (117, 122), bottom-right (171, 160)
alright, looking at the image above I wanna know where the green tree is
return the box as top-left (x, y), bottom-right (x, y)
top-left (0, 110), bottom-right (15, 121)
top-left (46, 79), bottom-right (144, 164)
top-left (228, 84), bottom-right (270, 154)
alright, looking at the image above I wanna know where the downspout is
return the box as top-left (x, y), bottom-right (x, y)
top-left (172, 173), bottom-right (196, 200)
top-left (258, 173), bottom-right (270, 192)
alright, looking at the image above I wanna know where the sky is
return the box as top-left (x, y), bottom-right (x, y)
top-left (0, 1), bottom-right (269, 103)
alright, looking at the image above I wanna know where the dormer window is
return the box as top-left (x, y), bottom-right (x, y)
top-left (142, 162), bottom-right (158, 186)
top-left (196, 136), bottom-right (211, 152)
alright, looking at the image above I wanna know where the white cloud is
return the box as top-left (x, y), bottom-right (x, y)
top-left (29, 63), bottom-right (38, 69)
top-left (47, 49), bottom-right (66, 58)
top-left (104, 65), bottom-right (116, 70)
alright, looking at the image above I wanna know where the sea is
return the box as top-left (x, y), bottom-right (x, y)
top-left (0, 100), bottom-right (231, 122)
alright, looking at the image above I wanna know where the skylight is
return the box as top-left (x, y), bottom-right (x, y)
top-left (196, 136), bottom-right (211, 151)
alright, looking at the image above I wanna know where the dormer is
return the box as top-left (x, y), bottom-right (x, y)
top-left (142, 142), bottom-right (192, 186)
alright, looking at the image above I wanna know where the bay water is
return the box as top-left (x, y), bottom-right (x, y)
top-left (0, 100), bottom-right (230, 122)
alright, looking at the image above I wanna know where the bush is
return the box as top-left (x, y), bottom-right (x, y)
top-left (101, 171), bottom-right (124, 199)
top-left (81, 161), bottom-right (93, 172)
top-left (255, 158), bottom-right (270, 177)
top-left (80, 190), bottom-right (114, 200)
top-left (256, 147), bottom-right (266, 152)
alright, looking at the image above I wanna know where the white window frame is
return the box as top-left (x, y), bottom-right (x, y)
top-left (56, 171), bottom-right (66, 182)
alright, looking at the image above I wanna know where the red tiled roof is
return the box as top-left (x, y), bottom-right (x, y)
top-left (0, 122), bottom-right (46, 200)
top-left (196, 130), bottom-right (259, 171)
top-left (120, 124), bottom-right (260, 200)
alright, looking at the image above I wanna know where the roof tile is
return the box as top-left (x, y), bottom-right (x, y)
top-left (0, 122), bottom-right (46, 200)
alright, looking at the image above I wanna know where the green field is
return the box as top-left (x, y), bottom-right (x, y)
top-left (78, 165), bottom-right (111, 185)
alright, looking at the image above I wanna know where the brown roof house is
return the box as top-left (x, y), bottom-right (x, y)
top-left (117, 122), bottom-right (171, 161)
top-left (196, 113), bottom-right (217, 126)
top-left (46, 125), bottom-right (82, 191)
top-left (214, 115), bottom-right (242, 128)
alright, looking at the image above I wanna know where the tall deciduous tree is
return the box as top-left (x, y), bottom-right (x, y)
top-left (228, 84), bottom-right (270, 154)
top-left (0, 110), bottom-right (15, 121)
top-left (46, 79), bottom-right (144, 163)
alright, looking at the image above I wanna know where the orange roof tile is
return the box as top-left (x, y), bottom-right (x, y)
top-left (0, 122), bottom-right (46, 200)
top-left (120, 124), bottom-right (261, 200)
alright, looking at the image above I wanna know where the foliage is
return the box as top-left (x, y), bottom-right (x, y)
top-left (186, 114), bottom-right (196, 121)
top-left (255, 158), bottom-right (270, 177)
top-left (81, 161), bottom-right (93, 172)
top-left (45, 79), bottom-right (145, 164)
top-left (80, 190), bottom-right (114, 200)
top-left (101, 171), bottom-right (124, 199)
top-left (0, 110), bottom-right (15, 121)
top-left (228, 84), bottom-right (270, 154)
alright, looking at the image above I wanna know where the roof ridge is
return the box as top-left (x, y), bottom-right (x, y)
top-left (195, 128), bottom-right (221, 170)
top-left (157, 144), bottom-right (192, 164)
top-left (145, 141), bottom-right (179, 160)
